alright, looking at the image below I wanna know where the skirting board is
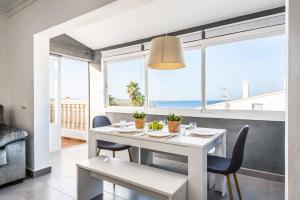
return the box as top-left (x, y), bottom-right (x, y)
top-left (238, 168), bottom-right (285, 182)
top-left (26, 166), bottom-right (52, 178)
top-left (154, 154), bottom-right (285, 182)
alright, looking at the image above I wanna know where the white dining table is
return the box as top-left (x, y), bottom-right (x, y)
top-left (88, 126), bottom-right (227, 200)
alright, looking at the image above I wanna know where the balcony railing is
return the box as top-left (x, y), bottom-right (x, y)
top-left (50, 100), bottom-right (88, 131)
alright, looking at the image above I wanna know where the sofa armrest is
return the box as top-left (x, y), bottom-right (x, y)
top-left (0, 105), bottom-right (4, 125)
top-left (0, 125), bottom-right (28, 148)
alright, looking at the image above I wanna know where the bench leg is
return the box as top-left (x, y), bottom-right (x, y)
top-left (172, 183), bottom-right (187, 200)
top-left (77, 166), bottom-right (103, 200)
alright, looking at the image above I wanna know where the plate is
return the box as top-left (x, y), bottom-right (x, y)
top-left (147, 131), bottom-right (170, 138)
top-left (190, 129), bottom-right (215, 136)
top-left (118, 127), bottom-right (137, 133)
top-left (112, 122), bottom-right (134, 128)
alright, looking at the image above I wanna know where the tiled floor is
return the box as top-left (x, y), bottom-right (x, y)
top-left (61, 137), bottom-right (86, 148)
top-left (0, 144), bottom-right (284, 200)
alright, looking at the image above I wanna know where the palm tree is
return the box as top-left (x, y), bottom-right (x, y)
top-left (126, 81), bottom-right (145, 106)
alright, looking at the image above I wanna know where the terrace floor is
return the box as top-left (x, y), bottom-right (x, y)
top-left (0, 144), bottom-right (284, 200)
top-left (61, 137), bottom-right (86, 149)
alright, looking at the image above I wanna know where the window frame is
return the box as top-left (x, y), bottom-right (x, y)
top-left (103, 53), bottom-right (147, 110)
top-left (103, 26), bottom-right (285, 121)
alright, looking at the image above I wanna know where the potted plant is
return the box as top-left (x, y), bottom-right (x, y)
top-left (167, 113), bottom-right (183, 133)
top-left (132, 112), bottom-right (146, 129)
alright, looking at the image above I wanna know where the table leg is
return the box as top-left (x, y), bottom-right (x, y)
top-left (208, 147), bottom-right (216, 189)
top-left (130, 146), bottom-right (140, 163)
top-left (215, 133), bottom-right (227, 196)
top-left (188, 147), bottom-right (207, 200)
top-left (88, 131), bottom-right (97, 159)
top-left (77, 166), bottom-right (103, 200)
top-left (140, 148), bottom-right (153, 166)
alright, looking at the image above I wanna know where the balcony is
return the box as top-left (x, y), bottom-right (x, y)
top-left (50, 100), bottom-right (88, 148)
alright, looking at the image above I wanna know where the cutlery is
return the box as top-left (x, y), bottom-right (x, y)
top-left (129, 131), bottom-right (143, 135)
top-left (135, 133), bottom-right (146, 137)
top-left (166, 134), bottom-right (178, 140)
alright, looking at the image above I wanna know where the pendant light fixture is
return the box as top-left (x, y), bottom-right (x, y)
top-left (148, 35), bottom-right (185, 70)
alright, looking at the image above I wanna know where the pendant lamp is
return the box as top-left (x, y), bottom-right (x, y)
top-left (148, 36), bottom-right (185, 70)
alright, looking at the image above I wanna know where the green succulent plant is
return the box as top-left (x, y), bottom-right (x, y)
top-left (166, 113), bottom-right (183, 121)
top-left (132, 112), bottom-right (146, 119)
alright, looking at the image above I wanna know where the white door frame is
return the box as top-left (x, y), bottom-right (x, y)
top-left (49, 55), bottom-right (62, 152)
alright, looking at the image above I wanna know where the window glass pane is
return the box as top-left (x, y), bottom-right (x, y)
top-left (61, 57), bottom-right (89, 100)
top-left (206, 35), bottom-right (285, 111)
top-left (148, 49), bottom-right (202, 109)
top-left (107, 58), bottom-right (145, 107)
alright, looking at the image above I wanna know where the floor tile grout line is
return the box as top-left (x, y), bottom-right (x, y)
top-left (45, 182), bottom-right (76, 199)
top-left (31, 174), bottom-right (76, 199)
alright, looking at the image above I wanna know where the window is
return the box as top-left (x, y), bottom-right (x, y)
top-left (148, 48), bottom-right (202, 109)
top-left (106, 57), bottom-right (145, 107)
top-left (104, 31), bottom-right (286, 115)
top-left (206, 35), bottom-right (285, 111)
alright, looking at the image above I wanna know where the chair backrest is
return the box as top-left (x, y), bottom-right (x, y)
top-left (92, 116), bottom-right (112, 128)
top-left (227, 125), bottom-right (249, 173)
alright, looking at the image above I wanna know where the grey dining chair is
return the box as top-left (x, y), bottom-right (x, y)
top-left (207, 125), bottom-right (249, 200)
top-left (92, 116), bottom-right (133, 161)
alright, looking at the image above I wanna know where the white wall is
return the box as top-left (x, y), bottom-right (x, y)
top-left (61, 129), bottom-right (87, 141)
top-left (89, 54), bottom-right (105, 128)
top-left (5, 0), bottom-right (151, 172)
top-left (286, 0), bottom-right (300, 198)
top-left (6, 0), bottom-right (116, 171)
top-left (0, 15), bottom-right (9, 123)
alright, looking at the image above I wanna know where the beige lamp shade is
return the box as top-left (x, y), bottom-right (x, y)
top-left (148, 36), bottom-right (185, 70)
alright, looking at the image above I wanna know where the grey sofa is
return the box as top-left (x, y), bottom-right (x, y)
top-left (0, 105), bottom-right (28, 185)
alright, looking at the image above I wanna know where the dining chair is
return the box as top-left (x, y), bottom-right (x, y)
top-left (92, 116), bottom-right (133, 162)
top-left (207, 125), bottom-right (249, 200)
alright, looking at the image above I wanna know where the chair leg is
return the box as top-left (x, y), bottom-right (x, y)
top-left (113, 151), bottom-right (115, 158)
top-left (226, 175), bottom-right (234, 200)
top-left (96, 148), bottom-right (100, 156)
top-left (128, 148), bottom-right (133, 162)
top-left (233, 173), bottom-right (242, 200)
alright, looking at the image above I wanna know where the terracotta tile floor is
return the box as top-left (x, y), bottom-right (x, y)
top-left (61, 137), bottom-right (86, 148)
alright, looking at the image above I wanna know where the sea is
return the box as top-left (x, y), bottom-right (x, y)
top-left (149, 100), bottom-right (223, 109)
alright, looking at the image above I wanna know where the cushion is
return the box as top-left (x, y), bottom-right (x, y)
top-left (0, 125), bottom-right (28, 148)
top-left (97, 140), bottom-right (130, 151)
top-left (0, 149), bottom-right (7, 166)
top-left (207, 155), bottom-right (231, 174)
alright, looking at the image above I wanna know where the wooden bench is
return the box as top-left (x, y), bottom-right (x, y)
top-left (77, 156), bottom-right (187, 200)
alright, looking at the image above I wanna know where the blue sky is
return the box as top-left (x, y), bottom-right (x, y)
top-left (206, 35), bottom-right (285, 101)
top-left (61, 57), bottom-right (88, 100)
top-left (56, 35), bottom-right (285, 102)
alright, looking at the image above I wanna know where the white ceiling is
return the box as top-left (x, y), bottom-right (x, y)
top-left (0, 0), bottom-right (36, 17)
top-left (66, 0), bottom-right (285, 50)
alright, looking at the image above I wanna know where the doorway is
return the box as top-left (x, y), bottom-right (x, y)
top-left (49, 55), bottom-right (89, 152)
